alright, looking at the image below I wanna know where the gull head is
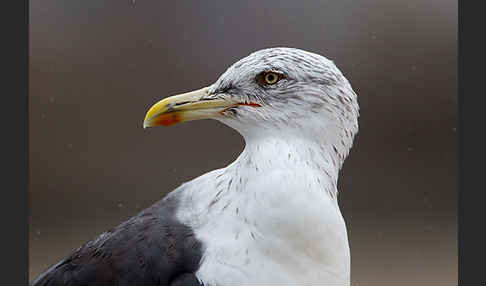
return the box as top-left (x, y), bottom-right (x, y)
top-left (144, 47), bottom-right (359, 154)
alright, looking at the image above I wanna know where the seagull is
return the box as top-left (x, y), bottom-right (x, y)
top-left (31, 47), bottom-right (359, 286)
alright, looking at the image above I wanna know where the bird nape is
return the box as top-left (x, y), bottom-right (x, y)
top-left (32, 47), bottom-right (359, 286)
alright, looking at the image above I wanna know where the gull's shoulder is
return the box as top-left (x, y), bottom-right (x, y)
top-left (31, 182), bottom-right (209, 286)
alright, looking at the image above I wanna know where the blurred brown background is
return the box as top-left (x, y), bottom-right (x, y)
top-left (29, 0), bottom-right (457, 285)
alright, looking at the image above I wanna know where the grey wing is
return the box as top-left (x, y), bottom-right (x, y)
top-left (30, 195), bottom-right (204, 286)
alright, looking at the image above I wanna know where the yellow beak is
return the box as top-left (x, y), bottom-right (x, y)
top-left (143, 86), bottom-right (241, 128)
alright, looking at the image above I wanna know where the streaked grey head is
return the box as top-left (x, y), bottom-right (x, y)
top-left (208, 47), bottom-right (359, 154)
top-left (144, 47), bottom-right (359, 163)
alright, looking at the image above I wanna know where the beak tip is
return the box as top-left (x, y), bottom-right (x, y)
top-left (143, 120), bottom-right (150, 129)
top-left (142, 86), bottom-right (218, 129)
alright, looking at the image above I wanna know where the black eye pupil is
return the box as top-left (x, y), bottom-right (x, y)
top-left (267, 74), bottom-right (274, 82)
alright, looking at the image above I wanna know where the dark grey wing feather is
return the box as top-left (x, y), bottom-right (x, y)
top-left (169, 273), bottom-right (204, 286)
top-left (30, 194), bottom-right (203, 286)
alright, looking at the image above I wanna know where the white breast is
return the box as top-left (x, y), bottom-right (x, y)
top-left (173, 139), bottom-right (350, 286)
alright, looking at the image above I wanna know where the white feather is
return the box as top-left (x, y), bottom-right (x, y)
top-left (174, 136), bottom-right (350, 286)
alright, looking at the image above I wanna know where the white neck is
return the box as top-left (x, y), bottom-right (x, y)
top-left (174, 134), bottom-right (350, 286)
top-left (232, 134), bottom-right (341, 198)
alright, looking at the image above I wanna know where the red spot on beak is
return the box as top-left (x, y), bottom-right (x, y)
top-left (154, 113), bottom-right (182, 126)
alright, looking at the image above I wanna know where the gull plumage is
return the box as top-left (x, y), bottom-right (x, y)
top-left (32, 47), bottom-right (359, 286)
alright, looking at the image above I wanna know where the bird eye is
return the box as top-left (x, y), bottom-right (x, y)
top-left (256, 71), bottom-right (283, 86)
top-left (264, 72), bottom-right (280, 84)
